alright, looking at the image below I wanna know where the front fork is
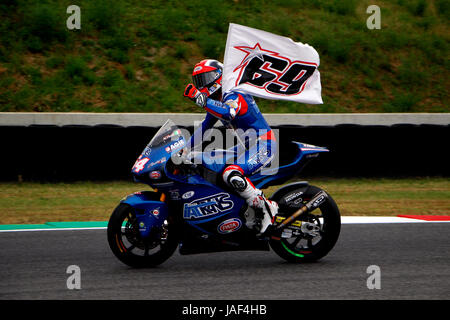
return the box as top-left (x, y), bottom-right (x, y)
top-left (121, 191), bottom-right (169, 238)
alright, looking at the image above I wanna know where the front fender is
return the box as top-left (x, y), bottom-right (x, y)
top-left (121, 191), bottom-right (168, 238)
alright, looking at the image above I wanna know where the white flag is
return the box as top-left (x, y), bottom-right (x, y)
top-left (223, 23), bottom-right (323, 104)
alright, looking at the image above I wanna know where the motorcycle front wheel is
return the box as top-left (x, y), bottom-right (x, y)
top-left (107, 203), bottom-right (179, 268)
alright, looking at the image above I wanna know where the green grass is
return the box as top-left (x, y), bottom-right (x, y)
top-left (0, 0), bottom-right (449, 113)
top-left (0, 177), bottom-right (448, 224)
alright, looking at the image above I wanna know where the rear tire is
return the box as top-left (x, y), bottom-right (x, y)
top-left (269, 185), bottom-right (341, 263)
top-left (107, 203), bottom-right (179, 268)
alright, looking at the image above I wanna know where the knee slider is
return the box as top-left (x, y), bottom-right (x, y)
top-left (228, 172), bottom-right (247, 192)
top-left (223, 168), bottom-right (247, 192)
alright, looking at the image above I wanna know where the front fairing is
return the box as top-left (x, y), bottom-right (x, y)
top-left (128, 120), bottom-right (248, 240)
top-left (131, 119), bottom-right (186, 186)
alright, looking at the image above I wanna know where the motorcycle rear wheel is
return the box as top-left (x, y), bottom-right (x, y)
top-left (269, 185), bottom-right (341, 263)
top-left (107, 203), bottom-right (178, 268)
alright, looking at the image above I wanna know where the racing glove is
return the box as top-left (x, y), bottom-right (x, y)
top-left (184, 84), bottom-right (206, 108)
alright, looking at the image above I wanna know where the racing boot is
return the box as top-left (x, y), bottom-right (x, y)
top-left (246, 190), bottom-right (279, 235)
top-left (223, 165), bottom-right (279, 234)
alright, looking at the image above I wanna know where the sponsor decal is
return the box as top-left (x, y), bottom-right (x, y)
top-left (218, 218), bottom-right (242, 234)
top-left (163, 129), bottom-right (182, 142)
top-left (311, 194), bottom-right (326, 208)
top-left (247, 147), bottom-right (270, 170)
top-left (183, 193), bottom-right (234, 219)
top-left (152, 209), bottom-right (160, 217)
top-left (225, 98), bottom-right (240, 118)
top-left (142, 146), bottom-right (152, 157)
top-left (149, 157), bottom-right (166, 167)
top-left (169, 190), bottom-right (180, 200)
top-left (225, 98), bottom-right (239, 110)
top-left (182, 191), bottom-right (195, 199)
top-left (208, 82), bottom-right (221, 95)
top-left (285, 191), bottom-right (303, 203)
top-left (165, 139), bottom-right (185, 153)
top-left (149, 170), bottom-right (162, 179)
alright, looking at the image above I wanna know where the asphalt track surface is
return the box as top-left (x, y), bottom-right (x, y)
top-left (0, 223), bottom-right (449, 300)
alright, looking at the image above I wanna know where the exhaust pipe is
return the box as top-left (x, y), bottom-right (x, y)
top-left (275, 190), bottom-right (328, 231)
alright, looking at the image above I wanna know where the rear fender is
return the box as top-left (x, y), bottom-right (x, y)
top-left (121, 191), bottom-right (168, 238)
top-left (270, 181), bottom-right (310, 205)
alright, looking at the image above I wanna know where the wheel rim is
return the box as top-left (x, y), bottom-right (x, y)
top-left (279, 205), bottom-right (326, 257)
top-left (114, 208), bottom-right (169, 258)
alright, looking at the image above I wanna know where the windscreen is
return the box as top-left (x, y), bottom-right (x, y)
top-left (139, 119), bottom-right (187, 159)
top-left (132, 119), bottom-right (187, 174)
top-left (148, 119), bottom-right (182, 148)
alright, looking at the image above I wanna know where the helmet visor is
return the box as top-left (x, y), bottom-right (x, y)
top-left (193, 71), bottom-right (218, 89)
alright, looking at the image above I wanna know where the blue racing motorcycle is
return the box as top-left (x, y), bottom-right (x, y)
top-left (107, 120), bottom-right (341, 267)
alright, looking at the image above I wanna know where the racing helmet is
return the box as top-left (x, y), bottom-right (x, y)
top-left (192, 59), bottom-right (223, 99)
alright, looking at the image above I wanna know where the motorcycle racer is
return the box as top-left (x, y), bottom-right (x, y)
top-left (183, 59), bottom-right (278, 235)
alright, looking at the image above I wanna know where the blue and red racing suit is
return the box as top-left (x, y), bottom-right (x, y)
top-left (188, 90), bottom-right (277, 176)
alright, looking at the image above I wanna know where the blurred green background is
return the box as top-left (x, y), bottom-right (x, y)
top-left (0, 0), bottom-right (448, 113)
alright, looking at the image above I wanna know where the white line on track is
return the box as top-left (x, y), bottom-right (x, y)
top-left (0, 227), bottom-right (107, 233)
top-left (341, 216), bottom-right (450, 224)
top-left (0, 217), bottom-right (449, 233)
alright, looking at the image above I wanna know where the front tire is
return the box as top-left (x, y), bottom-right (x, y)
top-left (107, 203), bottom-right (178, 268)
top-left (269, 185), bottom-right (341, 263)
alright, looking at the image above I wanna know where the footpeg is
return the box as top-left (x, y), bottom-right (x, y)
top-left (281, 228), bottom-right (293, 239)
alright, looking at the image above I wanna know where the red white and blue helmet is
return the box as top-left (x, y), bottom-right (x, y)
top-left (192, 59), bottom-right (223, 98)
